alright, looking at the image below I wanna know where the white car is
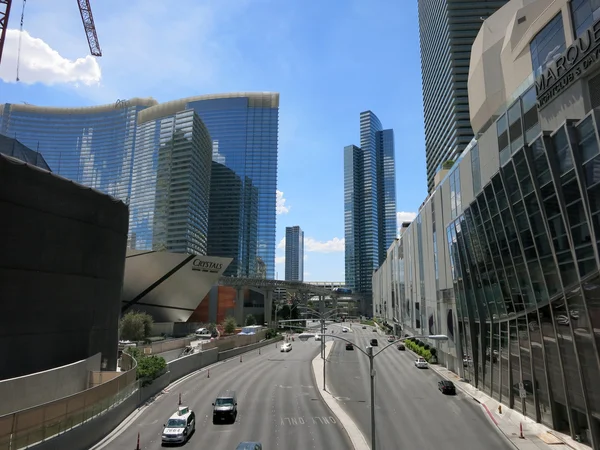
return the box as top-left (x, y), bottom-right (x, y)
top-left (281, 343), bottom-right (292, 352)
top-left (314, 334), bottom-right (322, 341)
top-left (162, 406), bottom-right (195, 444)
top-left (414, 358), bottom-right (428, 369)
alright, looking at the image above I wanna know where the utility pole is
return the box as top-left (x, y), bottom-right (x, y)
top-left (367, 345), bottom-right (376, 450)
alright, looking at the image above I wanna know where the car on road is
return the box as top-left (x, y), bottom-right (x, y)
top-left (281, 343), bottom-right (292, 352)
top-left (342, 327), bottom-right (349, 332)
top-left (387, 335), bottom-right (395, 342)
top-left (397, 343), bottom-right (405, 351)
top-left (212, 391), bottom-right (237, 424)
top-left (346, 342), bottom-right (354, 350)
top-left (236, 442), bottom-right (263, 450)
top-left (438, 380), bottom-right (456, 395)
top-left (162, 406), bottom-right (196, 444)
top-left (414, 357), bottom-right (428, 369)
top-left (362, 325), bottom-right (367, 329)
top-left (370, 338), bottom-right (378, 346)
top-left (315, 334), bottom-right (322, 341)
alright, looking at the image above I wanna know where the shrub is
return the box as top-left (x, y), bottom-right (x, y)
top-left (430, 348), bottom-right (437, 356)
top-left (125, 347), bottom-right (167, 386)
top-left (424, 344), bottom-right (431, 350)
top-left (265, 328), bottom-right (277, 339)
top-left (245, 314), bottom-right (257, 326)
top-left (223, 316), bottom-right (237, 334)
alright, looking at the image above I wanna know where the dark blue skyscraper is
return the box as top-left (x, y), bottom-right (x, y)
top-left (344, 111), bottom-right (396, 301)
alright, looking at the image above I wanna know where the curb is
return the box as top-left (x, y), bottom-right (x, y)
top-left (311, 341), bottom-right (370, 450)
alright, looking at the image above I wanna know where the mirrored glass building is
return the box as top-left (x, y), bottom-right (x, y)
top-left (374, 1), bottom-right (600, 446)
top-left (344, 111), bottom-right (396, 309)
top-left (0, 93), bottom-right (279, 277)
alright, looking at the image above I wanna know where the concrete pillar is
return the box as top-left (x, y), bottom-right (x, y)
top-left (235, 288), bottom-right (245, 326)
top-left (265, 289), bottom-right (273, 328)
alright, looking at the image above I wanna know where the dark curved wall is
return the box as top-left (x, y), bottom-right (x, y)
top-left (0, 154), bottom-right (129, 379)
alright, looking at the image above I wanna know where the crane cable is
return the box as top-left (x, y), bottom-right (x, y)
top-left (16, 0), bottom-right (27, 82)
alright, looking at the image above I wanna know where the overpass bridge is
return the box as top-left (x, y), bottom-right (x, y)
top-left (217, 277), bottom-right (365, 327)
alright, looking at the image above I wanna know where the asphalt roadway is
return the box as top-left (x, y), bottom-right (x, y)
top-left (101, 338), bottom-right (352, 450)
top-left (326, 324), bottom-right (512, 450)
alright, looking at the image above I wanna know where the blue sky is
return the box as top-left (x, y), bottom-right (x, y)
top-left (0, 0), bottom-right (427, 281)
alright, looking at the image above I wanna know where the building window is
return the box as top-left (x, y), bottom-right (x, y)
top-left (450, 168), bottom-right (462, 219)
top-left (530, 13), bottom-right (566, 77)
top-left (508, 101), bottom-right (523, 153)
top-left (571, 0), bottom-right (600, 38)
top-left (522, 87), bottom-right (541, 144)
top-left (471, 144), bottom-right (481, 194)
top-left (497, 114), bottom-right (510, 166)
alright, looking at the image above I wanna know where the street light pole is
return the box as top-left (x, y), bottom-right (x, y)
top-left (298, 333), bottom-right (448, 450)
top-left (367, 345), bottom-right (376, 450)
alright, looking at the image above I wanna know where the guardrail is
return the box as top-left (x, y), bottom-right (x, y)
top-left (0, 353), bottom-right (138, 450)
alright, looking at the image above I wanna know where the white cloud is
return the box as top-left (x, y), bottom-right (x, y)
top-left (397, 211), bottom-right (417, 224)
top-left (305, 237), bottom-right (345, 253)
top-left (0, 29), bottom-right (101, 86)
top-left (276, 190), bottom-right (290, 215)
top-left (304, 254), bottom-right (308, 260)
top-left (278, 238), bottom-right (286, 249)
top-left (275, 256), bottom-right (285, 265)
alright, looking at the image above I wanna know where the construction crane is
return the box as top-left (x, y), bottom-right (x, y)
top-left (0, 0), bottom-right (101, 68)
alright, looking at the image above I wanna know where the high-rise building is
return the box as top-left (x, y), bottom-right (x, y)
top-left (285, 226), bottom-right (304, 281)
top-left (375, 1), bottom-right (600, 445)
top-left (418, 0), bottom-right (508, 193)
top-left (134, 109), bottom-right (213, 254)
top-left (0, 92), bottom-right (280, 277)
top-left (344, 111), bottom-right (396, 301)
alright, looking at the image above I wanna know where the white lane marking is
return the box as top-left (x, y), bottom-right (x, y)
top-left (280, 416), bottom-right (337, 425)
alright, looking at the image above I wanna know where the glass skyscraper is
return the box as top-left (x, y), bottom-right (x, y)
top-left (344, 111), bottom-right (396, 301)
top-left (285, 226), bottom-right (304, 282)
top-left (133, 109), bottom-right (213, 254)
top-left (0, 92), bottom-right (279, 276)
top-left (418, 0), bottom-right (507, 193)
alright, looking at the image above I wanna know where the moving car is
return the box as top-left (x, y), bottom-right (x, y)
top-left (397, 343), bottom-right (405, 351)
top-left (438, 380), bottom-right (456, 395)
top-left (342, 327), bottom-right (349, 333)
top-left (414, 357), bottom-right (428, 369)
top-left (162, 406), bottom-right (196, 444)
top-left (387, 335), bottom-right (395, 343)
top-left (236, 443), bottom-right (263, 450)
top-left (314, 334), bottom-right (322, 341)
top-left (281, 343), bottom-right (292, 352)
top-left (370, 338), bottom-right (378, 346)
top-left (346, 342), bottom-right (354, 350)
top-left (213, 391), bottom-right (237, 424)
top-left (362, 326), bottom-right (367, 329)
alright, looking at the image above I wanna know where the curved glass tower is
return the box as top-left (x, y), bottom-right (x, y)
top-left (0, 92), bottom-right (279, 278)
top-left (141, 93), bottom-right (279, 278)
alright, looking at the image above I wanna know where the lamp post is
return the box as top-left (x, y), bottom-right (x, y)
top-left (299, 332), bottom-right (448, 450)
top-left (298, 305), bottom-right (340, 390)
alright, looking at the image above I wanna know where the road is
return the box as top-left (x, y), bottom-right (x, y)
top-left (326, 324), bottom-right (512, 450)
top-left (102, 338), bottom-right (352, 450)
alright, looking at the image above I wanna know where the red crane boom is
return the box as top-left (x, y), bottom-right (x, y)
top-left (76, 0), bottom-right (101, 57)
top-left (0, 0), bottom-right (12, 65)
top-left (0, 0), bottom-right (101, 67)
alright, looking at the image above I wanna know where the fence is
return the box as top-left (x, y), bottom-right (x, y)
top-left (0, 354), bottom-right (138, 450)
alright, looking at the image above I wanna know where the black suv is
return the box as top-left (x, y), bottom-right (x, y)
top-left (212, 390), bottom-right (237, 423)
top-left (370, 338), bottom-right (378, 346)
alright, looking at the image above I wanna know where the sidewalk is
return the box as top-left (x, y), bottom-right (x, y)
top-left (428, 361), bottom-right (590, 450)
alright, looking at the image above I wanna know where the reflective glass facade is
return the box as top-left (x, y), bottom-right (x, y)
top-left (0, 93), bottom-right (279, 277)
top-left (133, 110), bottom-right (212, 254)
top-left (186, 95), bottom-right (279, 279)
top-left (285, 226), bottom-right (304, 282)
top-left (418, 0), bottom-right (508, 192)
top-left (344, 111), bottom-right (396, 301)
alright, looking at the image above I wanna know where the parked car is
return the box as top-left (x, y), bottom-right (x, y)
top-left (346, 343), bottom-right (354, 350)
top-left (397, 343), bottom-right (405, 351)
top-left (370, 338), bottom-right (379, 347)
top-left (281, 343), bottom-right (292, 352)
top-left (414, 357), bottom-right (428, 369)
top-left (438, 380), bottom-right (456, 395)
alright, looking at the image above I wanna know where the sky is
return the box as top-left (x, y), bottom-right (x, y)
top-left (0, 0), bottom-right (427, 281)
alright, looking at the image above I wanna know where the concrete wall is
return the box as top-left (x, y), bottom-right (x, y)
top-left (0, 353), bottom-right (101, 416)
top-left (0, 153), bottom-right (129, 379)
top-left (32, 388), bottom-right (139, 450)
top-left (140, 337), bottom-right (193, 355)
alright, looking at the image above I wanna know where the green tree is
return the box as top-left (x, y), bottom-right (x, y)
top-left (223, 316), bottom-right (237, 334)
top-left (125, 348), bottom-right (166, 386)
top-left (245, 314), bottom-right (257, 326)
top-left (120, 311), bottom-right (146, 341)
top-left (207, 323), bottom-right (217, 332)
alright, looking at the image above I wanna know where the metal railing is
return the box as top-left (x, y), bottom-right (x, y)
top-left (0, 354), bottom-right (138, 450)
